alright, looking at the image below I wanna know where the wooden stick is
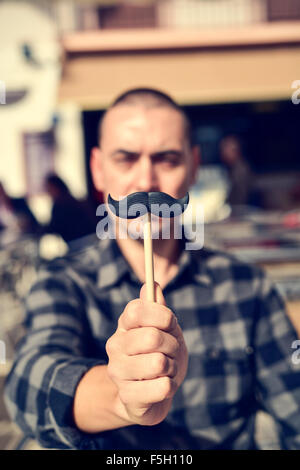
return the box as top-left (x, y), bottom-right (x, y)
top-left (143, 212), bottom-right (155, 302)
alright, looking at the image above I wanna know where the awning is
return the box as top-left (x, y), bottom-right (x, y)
top-left (58, 22), bottom-right (300, 109)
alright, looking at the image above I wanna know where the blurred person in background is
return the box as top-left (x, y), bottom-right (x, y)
top-left (219, 135), bottom-right (254, 211)
top-left (0, 181), bottom-right (39, 245)
top-left (42, 174), bottom-right (97, 246)
top-left (4, 89), bottom-right (300, 450)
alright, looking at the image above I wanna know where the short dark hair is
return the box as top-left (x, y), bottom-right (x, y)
top-left (45, 174), bottom-right (70, 195)
top-left (98, 87), bottom-right (192, 147)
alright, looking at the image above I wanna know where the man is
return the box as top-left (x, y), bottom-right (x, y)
top-left (219, 135), bottom-right (254, 210)
top-left (0, 181), bottom-right (39, 241)
top-left (43, 174), bottom-right (97, 245)
top-left (4, 88), bottom-right (300, 450)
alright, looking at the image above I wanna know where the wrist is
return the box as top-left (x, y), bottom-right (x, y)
top-left (117, 396), bottom-right (174, 427)
top-left (111, 393), bottom-right (136, 426)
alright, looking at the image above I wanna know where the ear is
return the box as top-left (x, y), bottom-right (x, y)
top-left (90, 147), bottom-right (104, 192)
top-left (190, 145), bottom-right (201, 186)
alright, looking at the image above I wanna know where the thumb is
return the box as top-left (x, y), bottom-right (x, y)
top-left (140, 282), bottom-right (167, 306)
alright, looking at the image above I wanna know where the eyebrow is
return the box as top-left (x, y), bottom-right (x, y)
top-left (111, 149), bottom-right (183, 159)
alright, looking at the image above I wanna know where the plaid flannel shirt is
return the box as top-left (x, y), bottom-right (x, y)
top-left (4, 236), bottom-right (300, 449)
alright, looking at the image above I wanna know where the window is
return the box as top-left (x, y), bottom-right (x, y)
top-left (98, 4), bottom-right (157, 29)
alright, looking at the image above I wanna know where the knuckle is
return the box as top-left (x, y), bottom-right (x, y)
top-left (124, 299), bottom-right (141, 324)
top-left (145, 328), bottom-right (162, 350)
top-left (118, 385), bottom-right (131, 405)
top-left (105, 336), bottom-right (115, 356)
top-left (106, 361), bottom-right (118, 380)
top-left (161, 309), bottom-right (174, 330)
top-left (152, 353), bottom-right (168, 375)
top-left (159, 377), bottom-right (174, 400)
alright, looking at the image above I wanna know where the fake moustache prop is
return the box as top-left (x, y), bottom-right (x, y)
top-left (108, 191), bottom-right (189, 302)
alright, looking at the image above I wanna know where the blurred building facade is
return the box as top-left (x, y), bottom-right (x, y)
top-left (1, 0), bottom-right (300, 222)
top-left (51, 0), bottom-right (300, 31)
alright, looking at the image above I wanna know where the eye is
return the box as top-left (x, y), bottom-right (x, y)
top-left (124, 154), bottom-right (138, 162)
top-left (115, 153), bottom-right (139, 164)
top-left (155, 153), bottom-right (181, 166)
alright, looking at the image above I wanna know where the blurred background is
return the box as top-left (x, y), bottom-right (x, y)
top-left (0, 0), bottom-right (300, 450)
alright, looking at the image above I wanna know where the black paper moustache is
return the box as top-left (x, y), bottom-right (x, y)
top-left (108, 191), bottom-right (189, 219)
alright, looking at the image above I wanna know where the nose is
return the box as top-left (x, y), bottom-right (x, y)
top-left (135, 156), bottom-right (159, 192)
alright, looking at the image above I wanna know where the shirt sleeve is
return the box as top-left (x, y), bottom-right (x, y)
top-left (4, 264), bottom-right (107, 449)
top-left (254, 273), bottom-right (300, 449)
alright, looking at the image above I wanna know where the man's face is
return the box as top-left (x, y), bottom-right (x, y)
top-left (91, 104), bottom-right (199, 239)
top-left (220, 136), bottom-right (241, 166)
top-left (92, 104), bottom-right (198, 203)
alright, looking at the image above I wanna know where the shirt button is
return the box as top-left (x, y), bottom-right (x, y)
top-left (245, 346), bottom-right (254, 355)
top-left (209, 348), bottom-right (220, 359)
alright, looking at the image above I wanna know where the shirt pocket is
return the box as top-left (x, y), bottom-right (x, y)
top-left (171, 346), bottom-right (255, 430)
top-left (183, 346), bottom-right (254, 406)
top-left (199, 346), bottom-right (254, 404)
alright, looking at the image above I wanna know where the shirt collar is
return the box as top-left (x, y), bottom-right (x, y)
top-left (96, 236), bottom-right (212, 291)
top-left (96, 237), bottom-right (132, 290)
top-left (166, 238), bottom-right (213, 289)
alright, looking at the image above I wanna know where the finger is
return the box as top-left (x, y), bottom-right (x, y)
top-left (140, 282), bottom-right (166, 306)
top-left (123, 327), bottom-right (179, 358)
top-left (119, 376), bottom-right (177, 407)
top-left (119, 299), bottom-right (178, 333)
top-left (109, 353), bottom-right (177, 381)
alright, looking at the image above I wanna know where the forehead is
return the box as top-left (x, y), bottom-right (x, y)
top-left (100, 105), bottom-right (186, 149)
